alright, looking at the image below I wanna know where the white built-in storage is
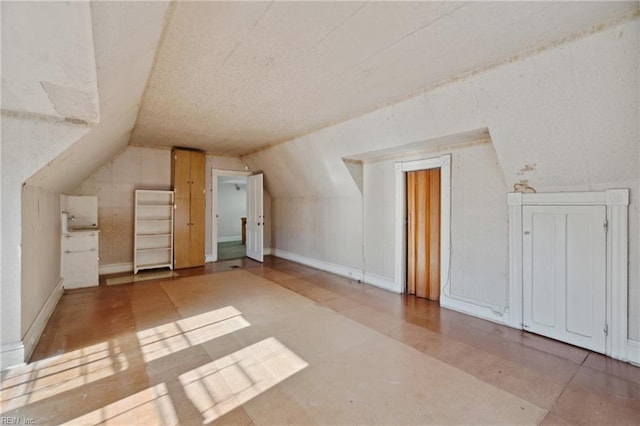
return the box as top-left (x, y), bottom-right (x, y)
top-left (61, 194), bottom-right (100, 289)
top-left (134, 190), bottom-right (174, 273)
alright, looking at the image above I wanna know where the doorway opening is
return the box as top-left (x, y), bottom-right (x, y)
top-left (406, 168), bottom-right (441, 301)
top-left (211, 169), bottom-right (250, 262)
top-left (394, 154), bottom-right (451, 300)
top-left (211, 169), bottom-right (264, 263)
top-left (216, 175), bottom-right (247, 260)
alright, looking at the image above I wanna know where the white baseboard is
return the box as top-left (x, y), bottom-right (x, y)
top-left (272, 249), bottom-right (397, 293)
top-left (626, 339), bottom-right (640, 366)
top-left (99, 262), bottom-right (133, 275)
top-left (22, 278), bottom-right (65, 362)
top-left (205, 254), bottom-right (215, 263)
top-left (263, 247), bottom-right (272, 256)
top-left (440, 292), bottom-right (512, 327)
top-left (2, 278), bottom-right (64, 370)
top-left (363, 271), bottom-right (401, 293)
top-left (1, 341), bottom-right (25, 371)
top-left (217, 236), bottom-right (242, 243)
top-left (274, 248), bottom-right (360, 279)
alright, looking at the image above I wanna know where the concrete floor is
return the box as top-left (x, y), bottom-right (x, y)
top-left (2, 257), bottom-right (639, 424)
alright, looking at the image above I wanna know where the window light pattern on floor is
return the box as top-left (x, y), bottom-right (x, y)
top-left (60, 383), bottom-right (178, 426)
top-left (179, 337), bottom-right (308, 423)
top-left (1, 340), bottom-right (129, 411)
top-left (2, 306), bottom-right (308, 426)
top-left (136, 306), bottom-right (250, 362)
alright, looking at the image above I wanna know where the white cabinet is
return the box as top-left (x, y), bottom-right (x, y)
top-left (61, 194), bottom-right (99, 289)
top-left (522, 205), bottom-right (607, 353)
top-left (134, 190), bottom-right (174, 273)
top-left (62, 230), bottom-right (99, 289)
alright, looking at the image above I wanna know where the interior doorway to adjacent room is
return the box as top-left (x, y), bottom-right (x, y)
top-left (216, 175), bottom-right (247, 260)
top-left (211, 169), bottom-right (264, 262)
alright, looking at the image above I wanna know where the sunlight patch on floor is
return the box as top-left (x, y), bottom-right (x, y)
top-left (179, 337), bottom-right (308, 423)
top-left (0, 307), bottom-right (249, 412)
top-left (136, 306), bottom-right (250, 363)
top-left (1, 340), bottom-right (129, 411)
top-left (60, 383), bottom-right (178, 426)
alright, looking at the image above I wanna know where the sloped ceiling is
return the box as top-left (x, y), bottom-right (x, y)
top-left (130, 1), bottom-right (637, 156)
top-left (6, 1), bottom-right (638, 193)
top-left (26, 1), bottom-right (171, 191)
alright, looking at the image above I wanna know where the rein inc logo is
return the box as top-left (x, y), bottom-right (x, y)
top-left (1, 418), bottom-right (35, 425)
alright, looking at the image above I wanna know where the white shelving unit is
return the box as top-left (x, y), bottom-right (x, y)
top-left (134, 190), bottom-right (174, 274)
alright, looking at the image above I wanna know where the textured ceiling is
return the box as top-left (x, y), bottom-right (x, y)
top-left (130, 1), bottom-right (637, 156)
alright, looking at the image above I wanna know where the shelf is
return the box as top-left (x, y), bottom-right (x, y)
top-left (136, 247), bottom-right (171, 253)
top-left (134, 189), bottom-right (174, 274)
top-left (136, 262), bottom-right (173, 270)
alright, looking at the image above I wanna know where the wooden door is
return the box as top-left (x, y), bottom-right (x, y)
top-left (522, 205), bottom-right (606, 353)
top-left (406, 168), bottom-right (440, 300)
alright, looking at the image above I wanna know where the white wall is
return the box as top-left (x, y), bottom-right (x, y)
top-left (1, 115), bottom-right (92, 368)
top-left (364, 142), bottom-right (508, 307)
top-left (21, 187), bottom-right (61, 337)
top-left (1, 1), bottom-right (170, 369)
top-left (217, 182), bottom-right (247, 241)
top-left (245, 20), bottom-right (639, 340)
top-left (2, 2), bottom-right (99, 123)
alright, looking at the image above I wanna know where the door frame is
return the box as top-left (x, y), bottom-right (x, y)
top-left (394, 154), bottom-right (451, 300)
top-left (211, 168), bottom-right (251, 262)
top-left (508, 189), bottom-right (629, 361)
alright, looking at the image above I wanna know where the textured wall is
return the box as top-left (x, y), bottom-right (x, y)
top-left (363, 142), bottom-right (508, 307)
top-left (74, 146), bottom-right (171, 267)
top-left (21, 186), bottom-right (61, 336)
top-left (245, 20), bottom-right (639, 339)
top-left (73, 146), bottom-right (267, 269)
top-left (2, 2), bottom-right (98, 122)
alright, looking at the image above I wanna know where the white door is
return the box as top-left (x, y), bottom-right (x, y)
top-left (211, 175), bottom-right (219, 262)
top-left (522, 205), bottom-right (607, 353)
top-left (246, 174), bottom-right (264, 262)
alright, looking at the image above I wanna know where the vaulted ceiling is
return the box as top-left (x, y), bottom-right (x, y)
top-left (130, 1), bottom-right (637, 156)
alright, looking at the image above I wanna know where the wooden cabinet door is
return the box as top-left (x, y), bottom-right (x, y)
top-left (172, 149), bottom-right (191, 199)
top-left (172, 148), bottom-right (206, 269)
top-left (189, 151), bottom-right (205, 266)
top-left (173, 197), bottom-right (191, 269)
top-left (190, 195), bottom-right (206, 266)
top-left (190, 151), bottom-right (206, 198)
